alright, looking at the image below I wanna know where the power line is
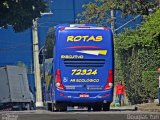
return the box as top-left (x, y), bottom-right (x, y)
top-left (114, 15), bottom-right (141, 32)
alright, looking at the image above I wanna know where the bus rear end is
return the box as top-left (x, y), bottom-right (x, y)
top-left (53, 25), bottom-right (114, 111)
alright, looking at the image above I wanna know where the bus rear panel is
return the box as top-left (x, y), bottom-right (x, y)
top-left (53, 24), bottom-right (114, 111)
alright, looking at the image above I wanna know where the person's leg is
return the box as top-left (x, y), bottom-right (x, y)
top-left (121, 94), bottom-right (124, 106)
top-left (118, 94), bottom-right (122, 106)
top-left (158, 88), bottom-right (160, 104)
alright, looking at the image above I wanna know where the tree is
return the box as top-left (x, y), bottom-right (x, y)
top-left (0, 0), bottom-right (47, 32)
top-left (77, 0), bottom-right (158, 25)
top-left (45, 27), bottom-right (55, 58)
top-left (77, 0), bottom-right (115, 25)
top-left (114, 0), bottom-right (157, 16)
top-left (115, 8), bottom-right (160, 104)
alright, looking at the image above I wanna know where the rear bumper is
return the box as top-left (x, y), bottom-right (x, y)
top-left (54, 89), bottom-right (113, 103)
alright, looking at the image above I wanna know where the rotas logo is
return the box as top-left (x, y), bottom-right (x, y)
top-left (67, 35), bottom-right (103, 42)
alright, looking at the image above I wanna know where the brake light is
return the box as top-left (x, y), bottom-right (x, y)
top-left (104, 70), bottom-right (113, 90)
top-left (60, 27), bottom-right (65, 31)
top-left (55, 69), bottom-right (65, 90)
top-left (104, 27), bottom-right (108, 30)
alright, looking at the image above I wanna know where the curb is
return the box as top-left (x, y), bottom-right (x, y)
top-left (136, 106), bottom-right (160, 112)
top-left (111, 106), bottom-right (137, 111)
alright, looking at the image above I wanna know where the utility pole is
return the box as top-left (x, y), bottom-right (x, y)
top-left (73, 0), bottom-right (76, 23)
top-left (32, 19), bottom-right (43, 109)
top-left (31, 0), bottom-right (53, 109)
top-left (110, 9), bottom-right (115, 33)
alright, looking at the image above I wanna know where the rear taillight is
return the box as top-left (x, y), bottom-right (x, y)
top-left (55, 69), bottom-right (65, 90)
top-left (104, 27), bottom-right (108, 30)
top-left (104, 70), bottom-right (113, 90)
top-left (60, 27), bottom-right (65, 31)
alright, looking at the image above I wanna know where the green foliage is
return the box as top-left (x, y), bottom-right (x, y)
top-left (115, 7), bottom-right (160, 50)
top-left (140, 8), bottom-right (160, 40)
top-left (142, 71), bottom-right (158, 99)
top-left (114, 0), bottom-right (157, 16)
top-left (115, 8), bottom-right (160, 104)
top-left (0, 0), bottom-right (47, 32)
top-left (77, 0), bottom-right (115, 25)
top-left (45, 27), bottom-right (55, 58)
top-left (77, 0), bottom-right (158, 25)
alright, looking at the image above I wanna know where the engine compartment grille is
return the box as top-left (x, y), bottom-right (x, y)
top-left (64, 59), bottom-right (105, 67)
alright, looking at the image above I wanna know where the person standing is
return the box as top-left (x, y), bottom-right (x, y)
top-left (157, 67), bottom-right (160, 106)
top-left (116, 80), bottom-right (125, 106)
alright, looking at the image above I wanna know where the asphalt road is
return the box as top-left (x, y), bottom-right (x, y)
top-left (0, 110), bottom-right (160, 120)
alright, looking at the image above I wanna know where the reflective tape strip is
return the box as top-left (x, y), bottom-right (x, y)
top-left (65, 27), bottom-right (104, 30)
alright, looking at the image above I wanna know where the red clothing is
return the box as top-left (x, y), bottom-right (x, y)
top-left (116, 84), bottom-right (125, 95)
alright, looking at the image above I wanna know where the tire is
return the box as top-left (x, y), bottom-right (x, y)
top-left (103, 103), bottom-right (110, 111)
top-left (18, 103), bottom-right (23, 111)
top-left (30, 101), bottom-right (35, 110)
top-left (47, 103), bottom-right (52, 111)
top-left (92, 104), bottom-right (102, 111)
top-left (88, 106), bottom-right (91, 111)
top-left (26, 103), bottom-right (30, 110)
top-left (48, 103), bottom-right (55, 111)
top-left (55, 103), bottom-right (67, 112)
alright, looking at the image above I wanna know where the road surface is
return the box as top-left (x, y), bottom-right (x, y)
top-left (0, 110), bottom-right (160, 120)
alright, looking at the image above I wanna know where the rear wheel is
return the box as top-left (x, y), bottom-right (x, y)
top-left (92, 104), bottom-right (102, 111)
top-left (103, 102), bottom-right (110, 111)
top-left (47, 103), bottom-right (52, 111)
top-left (47, 103), bottom-right (55, 111)
top-left (55, 103), bottom-right (67, 112)
top-left (87, 106), bottom-right (91, 111)
top-left (26, 103), bottom-right (30, 110)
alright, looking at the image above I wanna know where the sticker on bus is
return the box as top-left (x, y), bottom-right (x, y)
top-left (61, 55), bottom-right (84, 59)
top-left (71, 69), bottom-right (98, 76)
top-left (70, 79), bottom-right (99, 83)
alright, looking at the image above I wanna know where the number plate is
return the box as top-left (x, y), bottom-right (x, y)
top-left (79, 94), bottom-right (89, 98)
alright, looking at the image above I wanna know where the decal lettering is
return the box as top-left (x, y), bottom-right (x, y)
top-left (70, 79), bottom-right (99, 83)
top-left (67, 36), bottom-right (103, 42)
top-left (71, 69), bottom-right (98, 76)
top-left (61, 55), bottom-right (84, 59)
